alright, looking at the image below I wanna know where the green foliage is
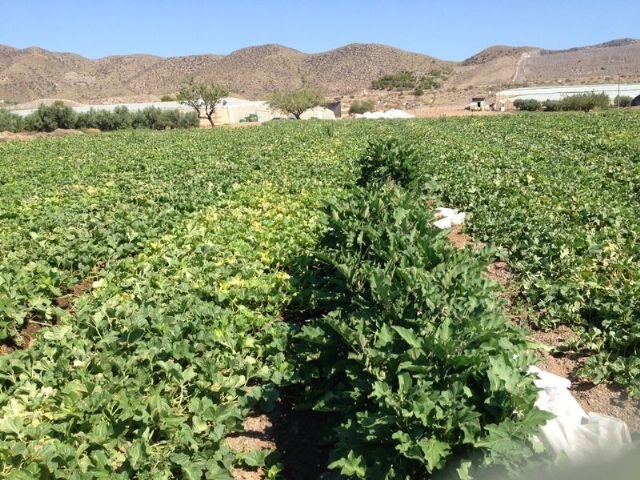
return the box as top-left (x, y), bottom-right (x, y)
top-left (0, 123), bottom-right (354, 477)
top-left (0, 108), bottom-right (23, 132)
top-left (372, 71), bottom-right (417, 90)
top-left (23, 101), bottom-right (76, 132)
top-left (268, 88), bottom-right (325, 119)
top-left (614, 95), bottom-right (633, 107)
top-left (356, 138), bottom-right (418, 188)
top-left (1, 113), bottom-right (640, 477)
top-left (542, 99), bottom-right (561, 112)
top-left (177, 80), bottom-right (228, 126)
top-left (6, 105), bottom-right (197, 133)
top-left (401, 112), bottom-right (640, 395)
top-left (240, 113), bottom-right (259, 123)
top-left (371, 69), bottom-right (449, 91)
top-left (513, 99), bottom-right (542, 112)
top-left (160, 94), bottom-right (175, 102)
top-left (348, 100), bottom-right (375, 115)
top-left (290, 175), bottom-right (545, 478)
top-left (542, 92), bottom-right (611, 112)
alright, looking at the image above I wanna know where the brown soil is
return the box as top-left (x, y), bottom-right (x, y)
top-left (0, 262), bottom-right (104, 355)
top-left (53, 276), bottom-right (95, 313)
top-left (226, 401), bottom-right (332, 480)
top-left (446, 225), bottom-right (640, 434)
top-left (484, 261), bottom-right (512, 286)
top-left (0, 128), bottom-right (85, 142)
top-left (227, 415), bottom-right (276, 480)
top-left (0, 321), bottom-right (44, 355)
top-left (447, 226), bottom-right (485, 250)
top-left (530, 325), bottom-right (640, 433)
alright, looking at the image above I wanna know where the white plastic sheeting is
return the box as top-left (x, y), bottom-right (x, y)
top-left (354, 109), bottom-right (415, 119)
top-left (300, 106), bottom-right (337, 120)
top-left (431, 205), bottom-right (633, 464)
top-left (530, 367), bottom-right (632, 464)
top-left (432, 207), bottom-right (466, 229)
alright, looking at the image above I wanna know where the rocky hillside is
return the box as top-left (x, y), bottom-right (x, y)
top-left (1, 39), bottom-right (639, 104)
top-left (0, 43), bottom-right (450, 103)
top-left (514, 39), bottom-right (640, 83)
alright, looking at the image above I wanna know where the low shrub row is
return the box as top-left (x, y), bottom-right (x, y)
top-left (0, 101), bottom-right (199, 133)
top-left (513, 92), bottom-right (631, 112)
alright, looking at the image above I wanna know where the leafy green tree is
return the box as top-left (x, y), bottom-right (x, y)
top-left (177, 80), bottom-right (228, 127)
top-left (268, 88), bottom-right (325, 119)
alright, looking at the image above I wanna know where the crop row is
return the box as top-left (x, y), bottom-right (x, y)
top-left (0, 112), bottom-right (638, 477)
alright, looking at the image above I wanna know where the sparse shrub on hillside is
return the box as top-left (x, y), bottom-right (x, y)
top-left (160, 95), bottom-right (174, 102)
top-left (372, 71), bottom-right (417, 90)
top-left (614, 95), bottom-right (633, 107)
top-left (419, 77), bottom-right (441, 90)
top-left (0, 108), bottom-right (23, 132)
top-left (372, 69), bottom-right (449, 92)
top-left (23, 101), bottom-right (76, 132)
top-left (413, 87), bottom-right (424, 97)
top-left (513, 99), bottom-right (542, 111)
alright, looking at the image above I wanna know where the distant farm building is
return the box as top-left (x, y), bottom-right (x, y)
top-left (496, 83), bottom-right (640, 109)
top-left (466, 97), bottom-right (488, 111)
top-left (325, 100), bottom-right (342, 118)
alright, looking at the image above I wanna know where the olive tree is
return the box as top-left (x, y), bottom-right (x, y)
top-left (268, 88), bottom-right (325, 119)
top-left (177, 81), bottom-right (228, 127)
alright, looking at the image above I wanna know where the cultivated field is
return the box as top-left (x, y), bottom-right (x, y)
top-left (0, 113), bottom-right (639, 478)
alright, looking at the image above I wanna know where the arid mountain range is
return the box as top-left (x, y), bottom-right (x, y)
top-left (1, 39), bottom-right (639, 105)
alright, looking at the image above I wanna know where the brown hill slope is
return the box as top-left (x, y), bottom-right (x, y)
top-left (0, 43), bottom-right (449, 102)
top-left (515, 40), bottom-right (640, 83)
top-left (1, 39), bottom-right (639, 104)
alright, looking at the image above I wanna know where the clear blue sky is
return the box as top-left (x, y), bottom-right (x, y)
top-left (2, 0), bottom-right (638, 60)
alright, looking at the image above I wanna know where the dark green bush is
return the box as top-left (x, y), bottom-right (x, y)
top-left (0, 109), bottom-right (23, 132)
top-left (541, 93), bottom-right (610, 112)
top-left (372, 69), bottom-right (449, 91)
top-left (543, 99), bottom-right (561, 112)
top-left (614, 95), bottom-right (633, 107)
top-left (45, 106), bottom-right (198, 132)
top-left (348, 100), bottom-right (375, 115)
top-left (23, 101), bottom-right (76, 132)
top-left (560, 92), bottom-right (609, 112)
top-left (356, 139), bottom-right (419, 188)
top-left (372, 71), bottom-right (416, 90)
top-left (291, 182), bottom-right (546, 479)
top-left (513, 99), bottom-right (542, 111)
